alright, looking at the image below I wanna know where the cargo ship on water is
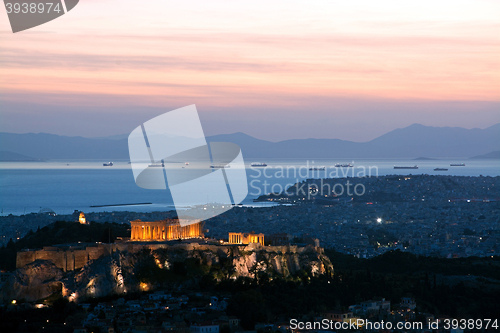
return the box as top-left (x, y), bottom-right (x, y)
top-left (434, 168), bottom-right (448, 171)
top-left (250, 162), bottom-right (267, 167)
top-left (309, 166), bottom-right (326, 171)
top-left (394, 165), bottom-right (418, 169)
top-left (450, 163), bottom-right (465, 166)
top-left (334, 163), bottom-right (353, 168)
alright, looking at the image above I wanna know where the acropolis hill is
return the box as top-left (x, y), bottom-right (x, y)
top-left (16, 240), bottom-right (329, 271)
top-left (8, 236), bottom-right (332, 302)
top-left (15, 217), bottom-right (325, 280)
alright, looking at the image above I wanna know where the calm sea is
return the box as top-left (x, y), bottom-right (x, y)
top-left (1, 158), bottom-right (498, 216)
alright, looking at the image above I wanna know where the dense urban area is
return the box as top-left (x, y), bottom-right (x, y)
top-left (2, 175), bottom-right (498, 258)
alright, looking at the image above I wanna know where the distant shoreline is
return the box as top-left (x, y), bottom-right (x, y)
top-left (90, 203), bottom-right (153, 208)
top-left (413, 157), bottom-right (438, 160)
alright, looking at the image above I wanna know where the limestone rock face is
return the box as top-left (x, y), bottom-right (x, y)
top-left (63, 252), bottom-right (137, 299)
top-left (0, 260), bottom-right (63, 302)
top-left (3, 244), bottom-right (333, 302)
top-left (229, 245), bottom-right (332, 279)
top-left (152, 244), bottom-right (333, 280)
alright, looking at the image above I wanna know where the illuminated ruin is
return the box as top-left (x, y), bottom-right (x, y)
top-left (228, 231), bottom-right (265, 246)
top-left (130, 219), bottom-right (204, 241)
top-left (78, 212), bottom-right (86, 224)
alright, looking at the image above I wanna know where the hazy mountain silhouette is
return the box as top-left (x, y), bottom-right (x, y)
top-left (364, 123), bottom-right (500, 158)
top-left (469, 151), bottom-right (500, 159)
top-left (0, 124), bottom-right (498, 159)
top-left (207, 124), bottom-right (500, 158)
top-left (0, 133), bottom-right (129, 159)
top-left (0, 151), bottom-right (44, 162)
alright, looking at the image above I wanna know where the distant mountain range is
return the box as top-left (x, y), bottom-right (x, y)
top-left (0, 123), bottom-right (499, 160)
top-left (470, 150), bottom-right (500, 159)
top-left (0, 151), bottom-right (44, 162)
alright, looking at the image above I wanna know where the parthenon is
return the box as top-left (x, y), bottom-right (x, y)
top-left (130, 219), bottom-right (204, 241)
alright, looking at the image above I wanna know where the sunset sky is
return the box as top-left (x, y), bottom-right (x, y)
top-left (1, 0), bottom-right (499, 141)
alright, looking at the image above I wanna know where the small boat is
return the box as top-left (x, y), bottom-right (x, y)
top-left (103, 162), bottom-right (113, 166)
top-left (434, 168), bottom-right (448, 171)
top-left (394, 165), bottom-right (418, 169)
top-left (185, 162), bottom-right (189, 165)
top-left (450, 163), bottom-right (465, 166)
top-left (335, 163), bottom-right (353, 167)
top-left (250, 162), bottom-right (267, 167)
top-left (309, 166), bottom-right (326, 171)
top-left (210, 164), bottom-right (230, 169)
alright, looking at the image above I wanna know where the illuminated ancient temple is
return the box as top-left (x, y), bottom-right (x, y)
top-left (130, 219), bottom-right (204, 241)
top-left (228, 231), bottom-right (265, 246)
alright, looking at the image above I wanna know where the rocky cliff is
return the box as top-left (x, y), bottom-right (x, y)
top-left (2, 244), bottom-right (333, 303)
top-left (0, 260), bottom-right (64, 303)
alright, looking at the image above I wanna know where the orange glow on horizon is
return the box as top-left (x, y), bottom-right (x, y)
top-left (0, 0), bottom-right (498, 109)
